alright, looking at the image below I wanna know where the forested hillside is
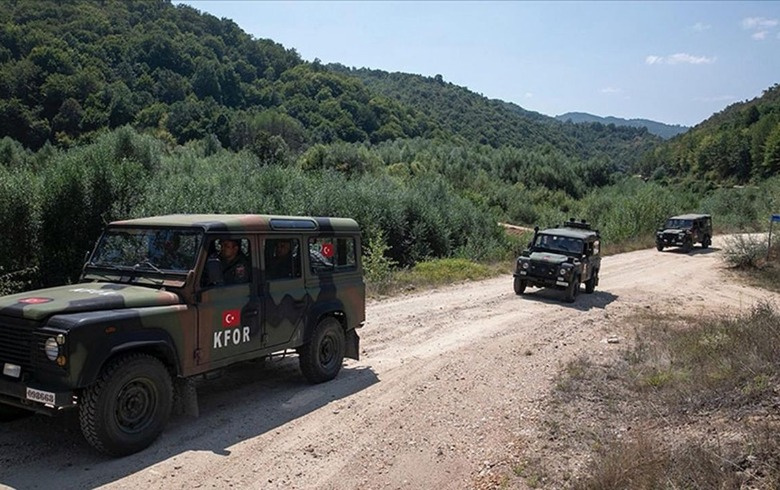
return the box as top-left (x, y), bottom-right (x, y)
top-left (556, 112), bottom-right (689, 139)
top-left (635, 84), bottom-right (780, 184)
top-left (330, 65), bottom-right (662, 171)
top-left (0, 0), bottom-right (779, 296)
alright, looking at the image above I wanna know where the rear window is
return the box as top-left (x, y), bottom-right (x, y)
top-left (308, 237), bottom-right (357, 274)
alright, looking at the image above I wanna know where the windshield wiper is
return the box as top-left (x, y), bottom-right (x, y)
top-left (133, 260), bottom-right (164, 274)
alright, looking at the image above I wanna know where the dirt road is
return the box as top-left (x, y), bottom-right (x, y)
top-left (1, 237), bottom-right (777, 489)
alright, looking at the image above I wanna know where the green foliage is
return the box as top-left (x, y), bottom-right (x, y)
top-left (721, 234), bottom-right (768, 268)
top-left (361, 228), bottom-right (397, 287)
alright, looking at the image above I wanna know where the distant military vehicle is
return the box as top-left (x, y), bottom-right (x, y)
top-left (513, 219), bottom-right (602, 303)
top-left (655, 213), bottom-right (712, 252)
top-left (0, 214), bottom-right (365, 456)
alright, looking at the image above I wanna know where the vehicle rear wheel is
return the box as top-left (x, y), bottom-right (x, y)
top-left (564, 276), bottom-right (580, 303)
top-left (299, 317), bottom-right (345, 384)
top-left (584, 271), bottom-right (598, 294)
top-left (79, 353), bottom-right (173, 457)
top-left (702, 235), bottom-right (711, 248)
top-left (513, 277), bottom-right (527, 295)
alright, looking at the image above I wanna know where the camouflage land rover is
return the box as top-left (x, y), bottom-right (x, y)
top-left (513, 219), bottom-right (601, 303)
top-left (0, 214), bottom-right (365, 456)
top-left (655, 213), bottom-right (712, 252)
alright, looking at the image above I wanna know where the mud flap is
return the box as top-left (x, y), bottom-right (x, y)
top-left (173, 377), bottom-right (199, 417)
top-left (345, 328), bottom-right (360, 361)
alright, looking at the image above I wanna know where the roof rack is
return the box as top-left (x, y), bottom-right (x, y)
top-left (563, 218), bottom-right (593, 230)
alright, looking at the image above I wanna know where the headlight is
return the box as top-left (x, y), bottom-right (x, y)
top-left (44, 337), bottom-right (60, 361)
top-left (558, 267), bottom-right (570, 276)
top-left (522, 262), bottom-right (529, 270)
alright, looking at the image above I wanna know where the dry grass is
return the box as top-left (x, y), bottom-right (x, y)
top-left (513, 304), bottom-right (780, 489)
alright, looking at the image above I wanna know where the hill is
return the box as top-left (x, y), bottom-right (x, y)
top-left (634, 83), bottom-right (780, 183)
top-left (329, 65), bottom-right (663, 170)
top-left (556, 112), bottom-right (689, 139)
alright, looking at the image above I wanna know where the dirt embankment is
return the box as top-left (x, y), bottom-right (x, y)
top-left (1, 236), bottom-right (777, 489)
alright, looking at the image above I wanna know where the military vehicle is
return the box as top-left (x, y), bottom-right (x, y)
top-left (655, 213), bottom-right (712, 252)
top-left (0, 214), bottom-right (365, 456)
top-left (513, 219), bottom-right (601, 303)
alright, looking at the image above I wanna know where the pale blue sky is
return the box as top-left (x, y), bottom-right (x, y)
top-left (177, 1), bottom-right (780, 127)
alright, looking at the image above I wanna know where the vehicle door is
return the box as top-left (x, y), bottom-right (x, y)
top-left (262, 236), bottom-right (307, 348)
top-left (196, 236), bottom-right (264, 366)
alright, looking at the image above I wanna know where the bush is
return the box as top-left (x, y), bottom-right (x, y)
top-left (721, 233), bottom-right (768, 268)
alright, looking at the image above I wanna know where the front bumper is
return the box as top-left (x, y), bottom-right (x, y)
top-left (656, 233), bottom-right (690, 247)
top-left (0, 376), bottom-right (76, 414)
top-left (514, 270), bottom-right (571, 289)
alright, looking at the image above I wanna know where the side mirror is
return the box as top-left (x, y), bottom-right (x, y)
top-left (205, 256), bottom-right (224, 286)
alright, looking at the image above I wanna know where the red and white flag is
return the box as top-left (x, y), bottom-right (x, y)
top-left (222, 309), bottom-right (241, 328)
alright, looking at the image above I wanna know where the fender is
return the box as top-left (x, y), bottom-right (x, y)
top-left (303, 298), bottom-right (346, 344)
top-left (77, 329), bottom-right (181, 387)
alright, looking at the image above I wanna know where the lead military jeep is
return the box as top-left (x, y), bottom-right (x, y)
top-left (513, 219), bottom-right (601, 303)
top-left (655, 213), bottom-right (712, 252)
top-left (0, 214), bottom-right (365, 456)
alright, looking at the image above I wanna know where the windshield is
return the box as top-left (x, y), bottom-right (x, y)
top-left (533, 234), bottom-right (584, 255)
top-left (665, 219), bottom-right (692, 229)
top-left (88, 228), bottom-right (203, 273)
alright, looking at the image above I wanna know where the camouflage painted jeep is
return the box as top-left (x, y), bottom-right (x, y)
top-left (0, 214), bottom-right (365, 456)
top-left (513, 219), bottom-right (602, 303)
top-left (655, 213), bottom-right (712, 252)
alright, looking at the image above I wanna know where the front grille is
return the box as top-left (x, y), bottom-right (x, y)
top-left (0, 316), bottom-right (38, 369)
top-left (530, 261), bottom-right (558, 278)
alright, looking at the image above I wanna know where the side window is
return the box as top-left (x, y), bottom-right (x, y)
top-left (203, 237), bottom-right (251, 286)
top-left (265, 238), bottom-right (301, 280)
top-left (308, 237), bottom-right (357, 274)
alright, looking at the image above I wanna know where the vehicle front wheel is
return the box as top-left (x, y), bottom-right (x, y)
top-left (564, 276), bottom-right (580, 303)
top-left (299, 317), bottom-right (345, 384)
top-left (682, 238), bottom-right (693, 253)
top-left (79, 353), bottom-right (173, 457)
top-left (513, 277), bottom-right (527, 295)
top-left (584, 271), bottom-right (598, 294)
top-left (656, 243), bottom-right (664, 252)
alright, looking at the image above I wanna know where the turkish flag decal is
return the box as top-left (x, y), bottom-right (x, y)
top-left (321, 242), bottom-right (334, 258)
top-left (222, 309), bottom-right (241, 328)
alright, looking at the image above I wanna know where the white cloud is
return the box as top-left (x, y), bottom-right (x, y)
top-left (600, 87), bottom-right (622, 94)
top-left (692, 22), bottom-right (711, 32)
top-left (752, 30), bottom-right (768, 40)
top-left (645, 53), bottom-right (716, 65)
top-left (742, 17), bottom-right (779, 29)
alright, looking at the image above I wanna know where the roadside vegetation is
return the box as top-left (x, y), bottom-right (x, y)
top-left (503, 239), bottom-right (780, 489)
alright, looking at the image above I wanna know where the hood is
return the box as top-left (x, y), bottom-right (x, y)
top-left (659, 228), bottom-right (690, 234)
top-left (529, 251), bottom-right (570, 265)
top-left (0, 283), bottom-right (182, 321)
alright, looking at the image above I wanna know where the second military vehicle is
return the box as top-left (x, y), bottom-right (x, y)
top-left (0, 214), bottom-right (365, 456)
top-left (655, 213), bottom-right (712, 252)
top-left (513, 219), bottom-right (601, 303)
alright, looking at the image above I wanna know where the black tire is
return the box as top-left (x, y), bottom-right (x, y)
top-left (682, 238), bottom-right (693, 253)
top-left (513, 277), bottom-right (527, 295)
top-left (584, 271), bottom-right (598, 294)
top-left (702, 235), bottom-right (711, 249)
top-left (79, 353), bottom-right (173, 457)
top-left (656, 243), bottom-right (664, 252)
top-left (299, 317), bottom-right (345, 384)
top-left (564, 276), bottom-right (580, 303)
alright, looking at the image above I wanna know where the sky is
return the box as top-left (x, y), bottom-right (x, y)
top-left (176, 1), bottom-right (780, 127)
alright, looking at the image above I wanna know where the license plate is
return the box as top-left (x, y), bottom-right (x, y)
top-left (26, 387), bottom-right (56, 405)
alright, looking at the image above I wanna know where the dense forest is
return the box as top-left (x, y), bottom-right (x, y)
top-left (0, 0), bottom-right (779, 295)
top-left (555, 112), bottom-right (689, 139)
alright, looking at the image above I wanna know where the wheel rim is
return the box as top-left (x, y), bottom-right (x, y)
top-left (115, 378), bottom-right (157, 434)
top-left (319, 332), bottom-right (337, 368)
